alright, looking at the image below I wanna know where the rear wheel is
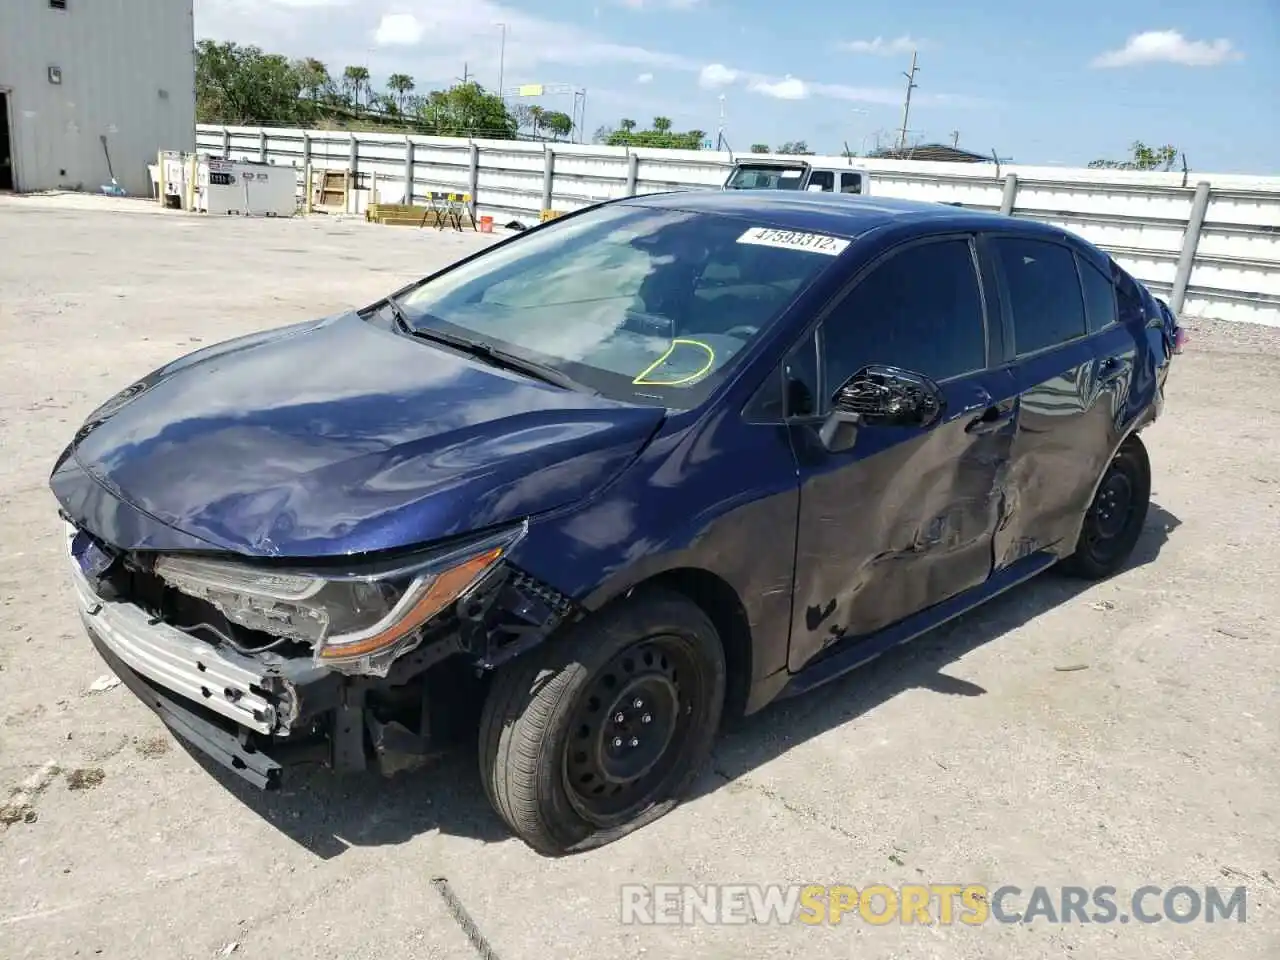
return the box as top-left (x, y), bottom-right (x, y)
top-left (1060, 434), bottom-right (1151, 579)
top-left (479, 588), bottom-right (726, 855)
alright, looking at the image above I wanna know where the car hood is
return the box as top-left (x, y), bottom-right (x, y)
top-left (51, 312), bottom-right (665, 557)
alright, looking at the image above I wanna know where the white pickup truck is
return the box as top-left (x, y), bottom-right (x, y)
top-left (722, 158), bottom-right (871, 195)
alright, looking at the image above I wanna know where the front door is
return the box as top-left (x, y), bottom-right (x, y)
top-left (785, 236), bottom-right (1015, 672)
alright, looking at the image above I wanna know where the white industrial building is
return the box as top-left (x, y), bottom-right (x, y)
top-left (0, 0), bottom-right (195, 196)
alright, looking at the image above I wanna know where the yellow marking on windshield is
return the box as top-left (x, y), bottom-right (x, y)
top-left (632, 338), bottom-right (716, 386)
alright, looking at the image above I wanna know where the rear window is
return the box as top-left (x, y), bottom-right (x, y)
top-left (396, 203), bottom-right (846, 408)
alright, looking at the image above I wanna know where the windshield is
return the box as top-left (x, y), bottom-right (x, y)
top-left (724, 164), bottom-right (808, 190)
top-left (393, 203), bottom-right (845, 408)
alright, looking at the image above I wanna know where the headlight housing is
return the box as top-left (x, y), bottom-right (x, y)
top-left (153, 522), bottom-right (526, 676)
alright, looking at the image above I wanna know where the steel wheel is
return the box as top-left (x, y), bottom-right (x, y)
top-left (563, 635), bottom-right (699, 827)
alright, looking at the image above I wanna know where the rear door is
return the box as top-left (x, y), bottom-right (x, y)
top-left (785, 235), bottom-right (1017, 671)
top-left (981, 233), bottom-right (1122, 567)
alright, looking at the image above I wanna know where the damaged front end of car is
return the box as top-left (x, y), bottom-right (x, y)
top-left (63, 518), bottom-right (578, 789)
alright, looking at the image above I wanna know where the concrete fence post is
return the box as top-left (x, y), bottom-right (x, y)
top-left (626, 152), bottom-right (639, 197)
top-left (999, 173), bottom-right (1018, 216)
top-left (403, 137), bottom-right (414, 205)
top-left (1170, 181), bottom-right (1212, 315)
top-left (221, 127), bottom-right (231, 159)
top-left (542, 147), bottom-right (555, 212)
top-left (258, 130), bottom-right (268, 163)
top-left (468, 142), bottom-right (480, 221)
top-left (300, 133), bottom-right (311, 207)
top-left (347, 135), bottom-right (358, 214)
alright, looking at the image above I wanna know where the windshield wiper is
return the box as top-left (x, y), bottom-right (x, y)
top-left (387, 302), bottom-right (594, 394)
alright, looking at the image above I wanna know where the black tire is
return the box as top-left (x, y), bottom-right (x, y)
top-left (478, 587), bottom-right (726, 855)
top-left (1059, 434), bottom-right (1151, 579)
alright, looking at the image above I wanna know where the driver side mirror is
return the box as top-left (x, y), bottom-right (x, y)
top-left (818, 365), bottom-right (944, 451)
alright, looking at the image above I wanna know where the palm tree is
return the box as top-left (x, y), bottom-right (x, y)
top-left (652, 116), bottom-right (672, 134)
top-left (387, 73), bottom-right (415, 113)
top-left (619, 118), bottom-right (637, 133)
top-left (528, 105), bottom-right (545, 137)
top-left (342, 65), bottom-right (370, 108)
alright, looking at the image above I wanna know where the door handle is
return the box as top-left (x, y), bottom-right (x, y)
top-left (965, 405), bottom-right (1015, 434)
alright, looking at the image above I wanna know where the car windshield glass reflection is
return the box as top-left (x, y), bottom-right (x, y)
top-left (395, 204), bottom-right (841, 407)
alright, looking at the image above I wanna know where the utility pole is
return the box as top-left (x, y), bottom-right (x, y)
top-left (716, 94), bottom-right (726, 151)
top-left (951, 129), bottom-right (960, 148)
top-left (897, 49), bottom-right (919, 152)
top-left (496, 24), bottom-right (506, 101)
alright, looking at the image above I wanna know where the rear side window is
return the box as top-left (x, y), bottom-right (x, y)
top-left (992, 237), bottom-right (1087, 355)
top-left (821, 239), bottom-right (987, 391)
top-left (1078, 257), bottom-right (1118, 331)
top-left (840, 173), bottom-right (863, 195)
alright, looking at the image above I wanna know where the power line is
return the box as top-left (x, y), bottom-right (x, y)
top-left (897, 49), bottom-right (919, 153)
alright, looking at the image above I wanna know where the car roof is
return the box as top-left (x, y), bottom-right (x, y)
top-left (622, 190), bottom-right (1067, 243)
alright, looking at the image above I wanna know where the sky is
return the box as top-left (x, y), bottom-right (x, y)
top-left (193, 0), bottom-right (1280, 174)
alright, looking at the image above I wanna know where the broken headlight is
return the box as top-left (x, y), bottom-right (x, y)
top-left (153, 522), bottom-right (526, 675)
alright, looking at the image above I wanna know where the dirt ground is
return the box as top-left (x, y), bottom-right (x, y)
top-left (0, 193), bottom-right (1276, 960)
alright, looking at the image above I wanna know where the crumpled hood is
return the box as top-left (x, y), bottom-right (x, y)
top-left (51, 313), bottom-right (664, 557)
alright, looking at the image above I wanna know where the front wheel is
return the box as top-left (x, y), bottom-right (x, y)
top-left (478, 588), bottom-right (726, 855)
top-left (1060, 434), bottom-right (1151, 579)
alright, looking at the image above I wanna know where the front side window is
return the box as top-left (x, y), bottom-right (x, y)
top-left (807, 171), bottom-right (835, 192)
top-left (724, 164), bottom-right (806, 189)
top-left (991, 237), bottom-right (1088, 355)
top-left (819, 238), bottom-right (987, 399)
top-left (840, 173), bottom-right (863, 195)
top-left (395, 203), bottom-right (845, 407)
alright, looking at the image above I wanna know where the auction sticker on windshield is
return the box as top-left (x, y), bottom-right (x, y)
top-left (737, 227), bottom-right (850, 256)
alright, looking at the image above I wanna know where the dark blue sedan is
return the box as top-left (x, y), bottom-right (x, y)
top-left (51, 191), bottom-right (1181, 855)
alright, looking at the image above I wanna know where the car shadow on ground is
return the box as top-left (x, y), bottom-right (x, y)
top-left (190, 502), bottom-right (1180, 858)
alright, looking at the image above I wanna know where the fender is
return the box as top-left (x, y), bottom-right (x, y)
top-left (1058, 403), bottom-right (1157, 554)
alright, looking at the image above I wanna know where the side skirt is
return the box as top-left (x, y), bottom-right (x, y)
top-left (777, 550), bottom-right (1059, 701)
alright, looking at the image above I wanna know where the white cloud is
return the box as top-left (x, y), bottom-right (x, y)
top-left (1091, 30), bottom-right (1243, 68)
top-left (373, 13), bottom-right (424, 46)
top-left (193, 1), bottom-right (975, 111)
top-left (839, 35), bottom-right (923, 56)
top-left (699, 63), bottom-right (738, 88)
top-left (636, 72), bottom-right (654, 83)
top-left (749, 75), bottom-right (807, 100)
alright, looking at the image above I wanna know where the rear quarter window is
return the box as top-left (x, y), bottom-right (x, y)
top-left (1078, 257), bottom-right (1118, 332)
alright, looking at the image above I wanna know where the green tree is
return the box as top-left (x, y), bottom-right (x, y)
top-left (652, 116), bottom-right (673, 134)
top-left (776, 140), bottom-right (811, 155)
top-left (528, 104), bottom-right (546, 136)
top-left (750, 143), bottom-right (770, 153)
top-left (295, 57), bottom-right (331, 102)
top-left (342, 65), bottom-right (371, 108)
top-left (416, 82), bottom-right (516, 137)
top-left (1089, 140), bottom-right (1179, 171)
top-left (542, 110), bottom-right (573, 140)
top-left (196, 40), bottom-right (306, 125)
top-left (386, 73), bottom-right (415, 112)
top-left (619, 118), bottom-right (637, 133)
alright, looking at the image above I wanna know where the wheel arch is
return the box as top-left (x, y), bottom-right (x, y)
top-left (596, 566), bottom-right (755, 723)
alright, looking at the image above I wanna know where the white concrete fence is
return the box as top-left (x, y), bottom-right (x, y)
top-left (196, 124), bottom-right (1280, 328)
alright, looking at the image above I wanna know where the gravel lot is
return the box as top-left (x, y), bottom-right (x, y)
top-left (1, 193), bottom-right (1277, 960)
